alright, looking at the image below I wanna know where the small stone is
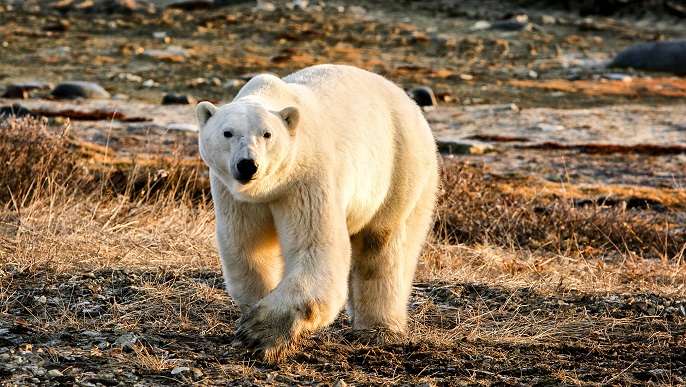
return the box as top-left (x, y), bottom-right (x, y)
top-left (601, 73), bottom-right (632, 82)
top-left (488, 103), bottom-right (520, 112)
top-left (223, 79), bottom-right (246, 88)
top-left (436, 139), bottom-right (493, 155)
top-left (114, 332), bottom-right (137, 348)
top-left (472, 20), bottom-right (491, 30)
top-left (161, 93), bottom-right (194, 105)
top-left (50, 81), bottom-right (110, 100)
top-left (532, 123), bottom-right (565, 132)
top-left (407, 86), bottom-right (437, 108)
top-left (142, 46), bottom-right (189, 62)
top-left (48, 369), bottom-right (63, 377)
top-left (332, 380), bottom-right (347, 387)
top-left (167, 0), bottom-right (217, 10)
top-left (142, 79), bottom-right (158, 88)
top-left (117, 73), bottom-right (143, 82)
top-left (171, 366), bottom-right (190, 375)
top-left (254, 2), bottom-right (276, 11)
top-left (34, 295), bottom-right (47, 303)
top-left (152, 31), bottom-right (168, 41)
top-left (489, 20), bottom-right (532, 31)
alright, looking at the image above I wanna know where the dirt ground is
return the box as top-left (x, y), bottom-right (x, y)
top-left (0, 0), bottom-right (685, 386)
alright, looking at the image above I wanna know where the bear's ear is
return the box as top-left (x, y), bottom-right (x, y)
top-left (196, 101), bottom-right (218, 129)
top-left (279, 106), bottom-right (300, 134)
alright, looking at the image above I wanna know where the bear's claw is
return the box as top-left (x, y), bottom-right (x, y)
top-left (234, 302), bottom-right (299, 363)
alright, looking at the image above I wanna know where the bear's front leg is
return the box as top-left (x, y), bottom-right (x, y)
top-left (234, 196), bottom-right (350, 362)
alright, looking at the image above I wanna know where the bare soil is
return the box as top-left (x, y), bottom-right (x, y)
top-left (0, 1), bottom-right (685, 386)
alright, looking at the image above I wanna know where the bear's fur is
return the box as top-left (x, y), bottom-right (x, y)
top-left (196, 64), bottom-right (439, 361)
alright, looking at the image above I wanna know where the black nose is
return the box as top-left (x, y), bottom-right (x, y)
top-left (236, 159), bottom-right (258, 180)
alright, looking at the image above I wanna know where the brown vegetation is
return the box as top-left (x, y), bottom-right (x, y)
top-left (0, 117), bottom-right (684, 385)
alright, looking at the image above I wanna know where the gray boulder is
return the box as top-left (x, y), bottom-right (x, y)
top-left (609, 39), bottom-right (686, 74)
top-left (50, 81), bottom-right (111, 100)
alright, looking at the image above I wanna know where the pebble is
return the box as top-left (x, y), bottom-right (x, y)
top-left (609, 38), bottom-right (686, 74)
top-left (435, 138), bottom-right (493, 155)
top-left (142, 79), bottom-right (158, 88)
top-left (332, 380), bottom-right (347, 387)
top-left (167, 1), bottom-right (217, 11)
top-left (254, 2), bottom-right (276, 12)
top-left (50, 81), bottom-right (111, 100)
top-left (161, 93), bottom-right (194, 105)
top-left (489, 20), bottom-right (533, 31)
top-left (171, 366), bottom-right (190, 375)
top-left (407, 86), bottom-right (437, 109)
top-left (601, 73), bottom-right (632, 82)
top-left (532, 123), bottom-right (565, 132)
top-left (48, 369), bottom-right (63, 377)
top-left (223, 79), bottom-right (246, 88)
top-left (117, 73), bottom-right (143, 83)
top-left (142, 46), bottom-right (189, 62)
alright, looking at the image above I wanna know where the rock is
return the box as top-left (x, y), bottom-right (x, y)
top-left (142, 46), bottom-right (189, 62)
top-left (52, 0), bottom-right (155, 14)
top-left (50, 81), bottom-right (111, 100)
top-left (142, 79), bottom-right (158, 88)
top-left (489, 20), bottom-right (533, 31)
top-left (254, 2), bottom-right (276, 11)
top-left (223, 79), bottom-right (246, 88)
top-left (1, 82), bottom-right (52, 99)
top-left (171, 366), bottom-right (190, 375)
top-left (602, 73), bottom-right (632, 82)
top-left (407, 86), bottom-right (437, 109)
top-left (332, 380), bottom-right (347, 387)
top-left (436, 139), bottom-right (493, 155)
top-left (167, 1), bottom-right (217, 10)
top-left (1, 85), bottom-right (28, 99)
top-left (114, 332), bottom-right (138, 349)
top-left (532, 123), bottom-right (565, 132)
top-left (0, 103), bottom-right (37, 118)
top-left (609, 39), bottom-right (686, 74)
top-left (48, 369), bottom-right (63, 377)
top-left (161, 93), bottom-right (194, 105)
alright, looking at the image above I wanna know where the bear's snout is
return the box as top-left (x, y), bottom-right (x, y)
top-left (235, 159), bottom-right (258, 182)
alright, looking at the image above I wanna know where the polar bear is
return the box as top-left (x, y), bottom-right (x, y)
top-left (196, 64), bottom-right (438, 361)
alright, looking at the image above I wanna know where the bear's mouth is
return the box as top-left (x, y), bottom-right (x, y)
top-left (235, 178), bottom-right (256, 185)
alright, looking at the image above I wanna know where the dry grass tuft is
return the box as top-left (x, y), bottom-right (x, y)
top-left (436, 157), bottom-right (686, 261)
top-left (0, 117), bottom-right (81, 205)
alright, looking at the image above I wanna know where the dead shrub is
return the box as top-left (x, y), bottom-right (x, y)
top-left (0, 117), bottom-right (81, 205)
top-left (0, 117), bottom-right (210, 207)
top-left (437, 157), bottom-right (686, 260)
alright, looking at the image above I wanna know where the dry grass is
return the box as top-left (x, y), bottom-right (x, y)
top-left (0, 117), bottom-right (684, 385)
top-left (436, 157), bottom-right (686, 262)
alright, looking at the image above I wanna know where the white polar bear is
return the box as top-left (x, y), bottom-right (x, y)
top-left (196, 64), bottom-right (438, 361)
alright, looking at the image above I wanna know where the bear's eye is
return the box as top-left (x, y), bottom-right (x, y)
top-left (263, 132), bottom-right (272, 139)
top-left (223, 131), bottom-right (233, 138)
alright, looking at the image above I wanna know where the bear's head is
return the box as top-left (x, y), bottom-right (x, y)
top-left (196, 98), bottom-right (299, 201)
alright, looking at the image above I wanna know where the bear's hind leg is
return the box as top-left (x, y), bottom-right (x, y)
top-left (348, 186), bottom-right (436, 343)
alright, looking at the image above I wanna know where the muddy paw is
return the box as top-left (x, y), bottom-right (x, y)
top-left (234, 302), bottom-right (299, 362)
